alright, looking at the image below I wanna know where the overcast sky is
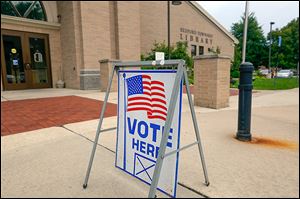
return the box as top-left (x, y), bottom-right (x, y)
top-left (196, 1), bottom-right (299, 36)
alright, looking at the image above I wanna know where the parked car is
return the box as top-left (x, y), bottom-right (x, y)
top-left (276, 69), bottom-right (293, 78)
top-left (291, 69), bottom-right (298, 76)
top-left (258, 69), bottom-right (270, 77)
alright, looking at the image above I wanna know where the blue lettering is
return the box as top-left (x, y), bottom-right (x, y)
top-left (162, 126), bottom-right (173, 135)
top-left (150, 123), bottom-right (160, 142)
top-left (127, 117), bottom-right (137, 135)
top-left (129, 119), bottom-right (176, 156)
top-left (162, 126), bottom-right (173, 148)
top-left (132, 138), bottom-right (161, 159)
top-left (138, 121), bottom-right (148, 138)
top-left (147, 144), bottom-right (155, 157)
top-left (132, 138), bottom-right (139, 150)
top-left (140, 141), bottom-right (146, 153)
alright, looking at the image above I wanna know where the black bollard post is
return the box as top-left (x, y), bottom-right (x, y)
top-left (236, 62), bottom-right (254, 141)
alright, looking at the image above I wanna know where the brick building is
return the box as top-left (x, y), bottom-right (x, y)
top-left (1, 1), bottom-right (238, 91)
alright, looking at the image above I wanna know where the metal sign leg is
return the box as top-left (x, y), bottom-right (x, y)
top-left (83, 66), bottom-right (117, 189)
top-left (148, 62), bottom-right (184, 198)
top-left (81, 60), bottom-right (208, 198)
top-left (183, 67), bottom-right (210, 186)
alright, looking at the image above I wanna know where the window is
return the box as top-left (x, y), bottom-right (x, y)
top-left (1, 1), bottom-right (47, 21)
top-left (199, 46), bottom-right (204, 55)
top-left (196, 36), bottom-right (199, 42)
top-left (190, 35), bottom-right (193, 41)
top-left (191, 45), bottom-right (197, 56)
top-left (180, 33), bottom-right (183, 40)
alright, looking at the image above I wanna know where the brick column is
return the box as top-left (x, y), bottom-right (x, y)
top-left (99, 59), bottom-right (121, 92)
top-left (193, 55), bottom-right (231, 109)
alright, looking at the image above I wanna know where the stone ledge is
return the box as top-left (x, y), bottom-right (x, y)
top-left (80, 75), bottom-right (100, 90)
top-left (99, 59), bottom-right (121, 64)
top-left (80, 69), bottom-right (100, 75)
top-left (194, 54), bottom-right (231, 60)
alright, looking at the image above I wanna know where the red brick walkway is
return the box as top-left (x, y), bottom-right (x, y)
top-left (1, 89), bottom-right (242, 136)
top-left (1, 96), bottom-right (117, 136)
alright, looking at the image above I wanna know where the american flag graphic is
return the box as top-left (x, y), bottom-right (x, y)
top-left (126, 74), bottom-right (167, 121)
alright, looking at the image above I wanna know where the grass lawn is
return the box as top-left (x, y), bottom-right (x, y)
top-left (231, 77), bottom-right (299, 90)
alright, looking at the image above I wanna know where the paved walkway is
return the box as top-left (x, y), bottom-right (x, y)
top-left (1, 96), bottom-right (117, 136)
top-left (1, 88), bottom-right (299, 198)
top-left (183, 86), bottom-right (239, 96)
top-left (1, 88), bottom-right (239, 136)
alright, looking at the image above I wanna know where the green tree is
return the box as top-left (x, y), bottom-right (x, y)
top-left (141, 41), bottom-right (194, 84)
top-left (269, 17), bottom-right (299, 69)
top-left (231, 12), bottom-right (268, 71)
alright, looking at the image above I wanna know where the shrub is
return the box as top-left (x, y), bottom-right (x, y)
top-left (231, 70), bottom-right (240, 78)
top-left (141, 41), bottom-right (194, 84)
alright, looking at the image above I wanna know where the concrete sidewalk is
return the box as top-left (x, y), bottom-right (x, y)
top-left (1, 88), bottom-right (299, 198)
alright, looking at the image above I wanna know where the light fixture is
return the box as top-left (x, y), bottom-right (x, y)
top-left (172, 1), bottom-right (182, 6)
top-left (167, 1), bottom-right (182, 59)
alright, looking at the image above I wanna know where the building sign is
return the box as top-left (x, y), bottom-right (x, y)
top-left (180, 27), bottom-right (213, 45)
top-left (116, 70), bottom-right (183, 197)
top-left (180, 27), bottom-right (213, 38)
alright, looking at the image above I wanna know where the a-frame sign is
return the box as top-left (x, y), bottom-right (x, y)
top-left (82, 60), bottom-right (209, 198)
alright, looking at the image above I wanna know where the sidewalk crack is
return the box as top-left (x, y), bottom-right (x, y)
top-left (60, 125), bottom-right (115, 154)
top-left (60, 125), bottom-right (209, 198)
top-left (178, 182), bottom-right (210, 198)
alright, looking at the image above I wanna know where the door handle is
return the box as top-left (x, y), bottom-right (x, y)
top-left (25, 63), bottom-right (31, 70)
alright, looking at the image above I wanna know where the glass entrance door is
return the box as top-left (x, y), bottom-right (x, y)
top-left (1, 30), bottom-right (52, 90)
top-left (1, 31), bottom-right (27, 90)
top-left (27, 33), bottom-right (51, 88)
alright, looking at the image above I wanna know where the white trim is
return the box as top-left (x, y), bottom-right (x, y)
top-left (1, 15), bottom-right (60, 30)
top-left (189, 1), bottom-right (239, 44)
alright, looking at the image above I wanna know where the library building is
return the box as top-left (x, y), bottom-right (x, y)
top-left (1, 1), bottom-right (238, 91)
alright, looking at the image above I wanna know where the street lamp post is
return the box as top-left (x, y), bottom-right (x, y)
top-left (242, 1), bottom-right (249, 63)
top-left (167, 1), bottom-right (182, 60)
top-left (236, 1), bottom-right (254, 142)
top-left (269, 22), bottom-right (275, 73)
top-left (167, 1), bottom-right (170, 60)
